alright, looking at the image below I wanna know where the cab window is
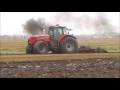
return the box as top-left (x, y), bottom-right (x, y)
top-left (49, 29), bottom-right (53, 36)
top-left (54, 27), bottom-right (62, 38)
top-left (63, 27), bottom-right (68, 34)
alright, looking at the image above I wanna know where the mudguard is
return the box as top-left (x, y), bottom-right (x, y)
top-left (58, 34), bottom-right (76, 42)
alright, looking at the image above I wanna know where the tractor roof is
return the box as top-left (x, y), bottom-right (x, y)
top-left (49, 24), bottom-right (66, 28)
top-left (49, 26), bottom-right (66, 28)
top-left (49, 25), bottom-right (72, 31)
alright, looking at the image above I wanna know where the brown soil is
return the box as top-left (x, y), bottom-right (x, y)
top-left (0, 58), bottom-right (120, 78)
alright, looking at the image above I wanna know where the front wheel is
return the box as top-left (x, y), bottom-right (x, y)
top-left (34, 41), bottom-right (49, 54)
top-left (26, 45), bottom-right (34, 54)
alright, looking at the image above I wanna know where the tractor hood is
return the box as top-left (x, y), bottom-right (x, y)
top-left (28, 35), bottom-right (51, 44)
top-left (29, 35), bottom-right (50, 38)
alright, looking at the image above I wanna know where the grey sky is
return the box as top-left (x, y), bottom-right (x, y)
top-left (0, 12), bottom-right (119, 35)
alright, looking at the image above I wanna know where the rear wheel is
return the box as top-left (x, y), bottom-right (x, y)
top-left (60, 37), bottom-right (78, 54)
top-left (26, 45), bottom-right (34, 54)
top-left (34, 41), bottom-right (49, 54)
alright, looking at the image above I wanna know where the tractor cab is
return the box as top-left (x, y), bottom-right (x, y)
top-left (48, 24), bottom-right (71, 40)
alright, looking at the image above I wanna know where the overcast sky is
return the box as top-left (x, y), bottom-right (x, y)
top-left (0, 12), bottom-right (119, 35)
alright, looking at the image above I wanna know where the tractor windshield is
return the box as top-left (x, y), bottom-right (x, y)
top-left (49, 28), bottom-right (53, 36)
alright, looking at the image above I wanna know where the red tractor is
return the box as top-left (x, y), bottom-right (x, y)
top-left (26, 25), bottom-right (78, 54)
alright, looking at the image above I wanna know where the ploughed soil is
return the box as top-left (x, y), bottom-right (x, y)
top-left (0, 58), bottom-right (120, 78)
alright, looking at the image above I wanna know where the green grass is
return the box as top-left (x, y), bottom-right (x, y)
top-left (0, 48), bottom-right (25, 53)
top-left (0, 38), bottom-right (119, 54)
top-left (91, 46), bottom-right (120, 53)
top-left (102, 46), bottom-right (120, 52)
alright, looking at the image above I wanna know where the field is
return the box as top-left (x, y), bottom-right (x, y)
top-left (0, 38), bottom-right (120, 78)
top-left (1, 38), bottom-right (120, 54)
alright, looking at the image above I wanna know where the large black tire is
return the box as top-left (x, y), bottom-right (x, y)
top-left (26, 45), bottom-right (34, 54)
top-left (34, 41), bottom-right (49, 54)
top-left (60, 37), bottom-right (78, 54)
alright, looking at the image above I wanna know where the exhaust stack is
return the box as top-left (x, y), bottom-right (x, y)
top-left (43, 29), bottom-right (46, 35)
